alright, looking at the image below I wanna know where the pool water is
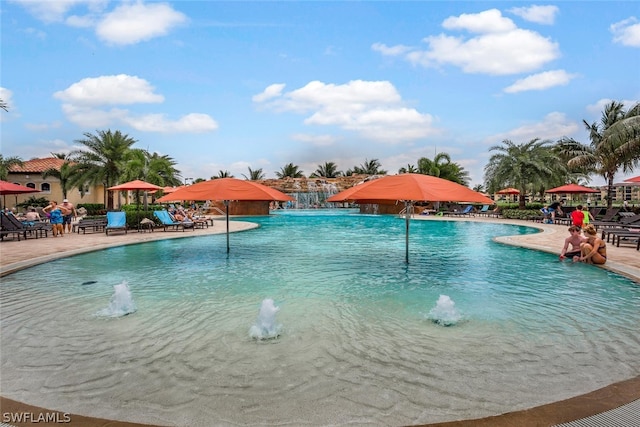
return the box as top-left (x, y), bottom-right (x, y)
top-left (1, 210), bottom-right (639, 426)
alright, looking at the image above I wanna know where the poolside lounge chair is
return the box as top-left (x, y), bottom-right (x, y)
top-left (451, 205), bottom-right (475, 216)
top-left (153, 210), bottom-right (194, 232)
top-left (0, 212), bottom-right (49, 239)
top-left (105, 211), bottom-right (128, 235)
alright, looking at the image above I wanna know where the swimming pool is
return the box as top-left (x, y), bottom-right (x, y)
top-left (1, 210), bottom-right (639, 426)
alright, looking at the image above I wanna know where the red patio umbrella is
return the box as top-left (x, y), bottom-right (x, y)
top-left (0, 180), bottom-right (40, 209)
top-left (157, 178), bottom-right (294, 252)
top-left (496, 187), bottom-right (520, 195)
top-left (326, 174), bottom-right (493, 263)
top-left (624, 176), bottom-right (640, 183)
top-left (546, 183), bottom-right (598, 194)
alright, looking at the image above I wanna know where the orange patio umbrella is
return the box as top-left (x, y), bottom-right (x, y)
top-left (326, 173), bottom-right (493, 263)
top-left (546, 183), bottom-right (598, 194)
top-left (496, 187), bottom-right (520, 195)
top-left (108, 179), bottom-right (163, 229)
top-left (157, 178), bottom-right (294, 253)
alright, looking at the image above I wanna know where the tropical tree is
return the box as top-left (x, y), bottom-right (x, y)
top-left (0, 98), bottom-right (8, 112)
top-left (242, 167), bottom-right (266, 180)
top-left (310, 161), bottom-right (342, 178)
top-left (276, 163), bottom-right (304, 178)
top-left (68, 129), bottom-right (138, 210)
top-left (119, 149), bottom-right (181, 207)
top-left (418, 152), bottom-right (470, 185)
top-left (0, 155), bottom-right (24, 180)
top-left (212, 170), bottom-right (233, 179)
top-left (42, 160), bottom-right (75, 200)
top-left (484, 138), bottom-right (564, 209)
top-left (472, 184), bottom-right (485, 193)
top-left (347, 158), bottom-right (387, 175)
top-left (558, 101), bottom-right (640, 208)
top-left (398, 164), bottom-right (418, 174)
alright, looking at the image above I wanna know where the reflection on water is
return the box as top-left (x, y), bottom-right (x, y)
top-left (1, 211), bottom-right (639, 426)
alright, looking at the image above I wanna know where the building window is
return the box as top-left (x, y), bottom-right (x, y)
top-left (40, 182), bottom-right (51, 192)
top-left (26, 182), bottom-right (36, 189)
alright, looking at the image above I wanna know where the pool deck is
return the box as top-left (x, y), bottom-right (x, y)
top-left (0, 215), bottom-right (638, 427)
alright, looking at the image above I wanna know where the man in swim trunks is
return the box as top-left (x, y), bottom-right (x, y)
top-left (61, 199), bottom-right (77, 233)
top-left (548, 200), bottom-right (564, 221)
top-left (559, 225), bottom-right (586, 260)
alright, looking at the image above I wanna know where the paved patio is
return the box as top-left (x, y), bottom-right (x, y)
top-left (0, 215), bottom-right (638, 426)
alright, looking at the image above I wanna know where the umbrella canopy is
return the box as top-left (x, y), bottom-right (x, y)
top-left (624, 176), bottom-right (640, 183)
top-left (0, 180), bottom-right (40, 195)
top-left (162, 185), bottom-right (185, 193)
top-left (107, 179), bottom-right (163, 191)
top-left (546, 183), bottom-right (598, 194)
top-left (0, 180), bottom-right (40, 208)
top-left (327, 174), bottom-right (493, 263)
top-left (496, 187), bottom-right (520, 195)
top-left (108, 180), bottom-right (163, 229)
top-left (156, 178), bottom-right (294, 253)
top-left (326, 174), bottom-right (493, 204)
top-left (156, 178), bottom-right (294, 203)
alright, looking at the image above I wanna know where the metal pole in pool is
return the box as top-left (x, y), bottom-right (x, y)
top-left (405, 201), bottom-right (411, 264)
top-left (224, 200), bottom-right (230, 253)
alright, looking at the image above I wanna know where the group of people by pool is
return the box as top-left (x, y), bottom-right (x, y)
top-left (559, 224), bottom-right (607, 265)
top-left (42, 199), bottom-right (77, 237)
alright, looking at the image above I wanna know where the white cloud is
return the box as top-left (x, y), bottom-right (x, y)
top-left (509, 5), bottom-right (559, 25)
top-left (371, 42), bottom-right (412, 56)
top-left (252, 83), bottom-right (286, 103)
top-left (610, 17), bottom-right (640, 47)
top-left (0, 87), bottom-right (14, 108)
top-left (504, 70), bottom-right (577, 93)
top-left (10, 0), bottom-right (107, 23)
top-left (442, 9), bottom-right (516, 34)
top-left (96, 2), bottom-right (187, 45)
top-left (22, 27), bottom-right (47, 39)
top-left (54, 74), bottom-right (218, 133)
top-left (379, 9), bottom-right (559, 75)
top-left (291, 133), bottom-right (339, 147)
top-left (254, 80), bottom-right (437, 143)
top-left (124, 113), bottom-right (218, 133)
top-left (54, 74), bottom-right (164, 106)
top-left (487, 112), bottom-right (579, 143)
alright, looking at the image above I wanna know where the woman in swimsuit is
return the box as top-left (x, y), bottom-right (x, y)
top-left (573, 224), bottom-right (607, 264)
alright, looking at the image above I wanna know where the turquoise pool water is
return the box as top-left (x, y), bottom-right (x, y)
top-left (1, 210), bottom-right (639, 426)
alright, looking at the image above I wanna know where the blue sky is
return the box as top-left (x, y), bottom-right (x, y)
top-left (2, 1), bottom-right (639, 187)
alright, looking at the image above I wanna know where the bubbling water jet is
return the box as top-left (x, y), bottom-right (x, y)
top-left (95, 281), bottom-right (137, 317)
top-left (428, 294), bottom-right (462, 326)
top-left (249, 298), bottom-right (281, 340)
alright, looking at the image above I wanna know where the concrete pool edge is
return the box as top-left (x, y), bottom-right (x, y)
top-left (1, 215), bottom-right (639, 426)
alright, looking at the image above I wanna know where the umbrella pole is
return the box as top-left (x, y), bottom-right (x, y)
top-left (224, 200), bottom-right (230, 253)
top-left (405, 201), bottom-right (411, 264)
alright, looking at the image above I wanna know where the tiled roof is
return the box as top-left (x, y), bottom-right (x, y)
top-left (9, 157), bottom-right (68, 173)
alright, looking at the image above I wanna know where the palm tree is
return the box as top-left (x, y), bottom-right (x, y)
top-left (349, 158), bottom-right (387, 175)
top-left (310, 161), bottom-right (342, 178)
top-left (276, 163), bottom-right (304, 178)
top-left (120, 149), bottom-right (181, 207)
top-left (0, 98), bottom-right (8, 112)
top-left (0, 155), bottom-right (24, 180)
top-left (242, 167), bottom-right (266, 180)
top-left (68, 129), bottom-right (138, 210)
top-left (398, 164), bottom-right (417, 174)
top-left (418, 152), bottom-right (470, 185)
top-left (212, 170), bottom-right (234, 179)
top-left (484, 138), bottom-right (563, 209)
top-left (472, 184), bottom-right (485, 193)
top-left (558, 101), bottom-right (640, 208)
top-left (42, 161), bottom-right (75, 200)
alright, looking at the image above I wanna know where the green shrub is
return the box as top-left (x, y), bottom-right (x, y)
top-left (501, 209), bottom-right (542, 220)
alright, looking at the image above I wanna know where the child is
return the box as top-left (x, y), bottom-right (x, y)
top-left (570, 204), bottom-right (585, 228)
